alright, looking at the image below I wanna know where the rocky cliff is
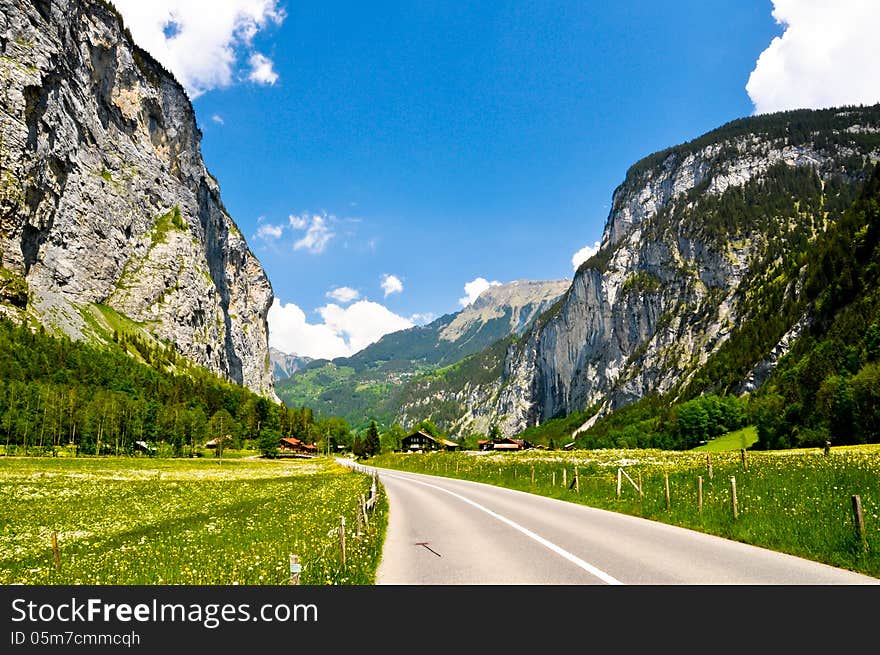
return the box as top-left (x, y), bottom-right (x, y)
top-left (438, 279), bottom-right (570, 345)
top-left (0, 0), bottom-right (274, 396)
top-left (397, 105), bottom-right (880, 437)
top-left (270, 347), bottom-right (312, 382)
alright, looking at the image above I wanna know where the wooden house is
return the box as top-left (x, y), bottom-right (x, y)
top-left (205, 435), bottom-right (233, 449)
top-left (400, 430), bottom-right (459, 452)
top-left (279, 437), bottom-right (318, 456)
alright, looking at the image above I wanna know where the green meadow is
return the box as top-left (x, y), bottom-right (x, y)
top-left (693, 426), bottom-right (759, 452)
top-left (371, 445), bottom-right (880, 578)
top-left (0, 456), bottom-right (385, 585)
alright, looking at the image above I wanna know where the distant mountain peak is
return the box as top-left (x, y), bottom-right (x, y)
top-left (439, 279), bottom-right (569, 343)
top-left (269, 347), bottom-right (313, 382)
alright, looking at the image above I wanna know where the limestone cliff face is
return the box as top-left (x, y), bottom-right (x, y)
top-left (0, 0), bottom-right (274, 396)
top-left (396, 106), bottom-right (880, 437)
top-left (529, 111), bottom-right (880, 427)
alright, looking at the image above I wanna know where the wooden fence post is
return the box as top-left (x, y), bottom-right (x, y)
top-left (531, 467), bottom-right (535, 485)
top-left (552, 470), bottom-right (556, 486)
top-left (362, 494), bottom-right (370, 529)
top-left (824, 441), bottom-right (831, 456)
top-left (289, 554), bottom-right (301, 585)
top-left (731, 477), bottom-right (738, 520)
top-left (339, 516), bottom-right (347, 569)
top-left (664, 472), bottom-right (670, 510)
top-left (698, 476), bottom-right (703, 515)
top-left (638, 472), bottom-right (643, 500)
top-left (741, 449), bottom-right (748, 471)
top-left (852, 495), bottom-right (867, 552)
top-left (616, 468), bottom-right (622, 499)
top-left (574, 468), bottom-right (580, 494)
top-left (563, 468), bottom-right (567, 488)
top-left (706, 453), bottom-right (713, 480)
top-left (52, 531), bottom-right (60, 570)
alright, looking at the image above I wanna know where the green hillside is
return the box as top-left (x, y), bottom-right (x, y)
top-left (0, 317), bottom-right (332, 456)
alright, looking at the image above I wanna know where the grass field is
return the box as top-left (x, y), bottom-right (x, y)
top-left (371, 444), bottom-right (880, 578)
top-left (0, 456), bottom-right (386, 585)
top-left (692, 426), bottom-right (759, 452)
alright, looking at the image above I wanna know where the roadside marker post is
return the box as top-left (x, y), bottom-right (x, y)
top-left (52, 531), bottom-right (60, 570)
top-left (339, 516), bottom-right (347, 569)
top-left (731, 477), bottom-right (738, 520)
top-left (852, 495), bottom-right (868, 552)
top-left (289, 554), bottom-right (301, 585)
top-left (664, 472), bottom-right (671, 510)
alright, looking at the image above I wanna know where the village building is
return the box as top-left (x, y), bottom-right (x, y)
top-left (490, 437), bottom-right (532, 451)
top-left (205, 435), bottom-right (233, 450)
top-left (279, 437), bottom-right (318, 456)
top-left (133, 440), bottom-right (157, 455)
top-left (400, 430), bottom-right (459, 452)
top-left (478, 437), bottom-right (534, 451)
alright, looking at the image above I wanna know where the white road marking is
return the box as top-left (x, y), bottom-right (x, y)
top-left (380, 469), bottom-right (624, 585)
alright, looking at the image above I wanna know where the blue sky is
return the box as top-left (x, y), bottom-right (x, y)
top-left (113, 1), bottom-right (880, 359)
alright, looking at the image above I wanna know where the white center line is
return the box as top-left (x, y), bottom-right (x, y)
top-left (379, 469), bottom-right (624, 585)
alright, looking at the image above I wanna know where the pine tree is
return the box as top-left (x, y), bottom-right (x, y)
top-left (364, 420), bottom-right (381, 457)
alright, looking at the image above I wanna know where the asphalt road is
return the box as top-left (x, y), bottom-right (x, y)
top-left (343, 462), bottom-right (879, 585)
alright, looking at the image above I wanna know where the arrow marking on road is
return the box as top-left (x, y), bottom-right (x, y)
top-left (382, 470), bottom-right (623, 585)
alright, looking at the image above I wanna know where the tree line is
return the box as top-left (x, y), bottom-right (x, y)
top-left (0, 318), bottom-right (350, 456)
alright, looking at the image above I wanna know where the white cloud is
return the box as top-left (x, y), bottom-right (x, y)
top-left (268, 298), bottom-right (413, 359)
top-left (268, 300), bottom-right (350, 360)
top-left (288, 214), bottom-right (308, 230)
top-left (410, 312), bottom-right (436, 325)
top-left (746, 1), bottom-right (880, 114)
top-left (326, 287), bottom-right (360, 304)
top-left (571, 241), bottom-right (601, 271)
top-left (211, 114), bottom-right (224, 125)
top-left (254, 222), bottom-right (284, 241)
top-left (112, 0), bottom-right (284, 98)
top-left (458, 277), bottom-right (501, 307)
top-left (381, 274), bottom-right (404, 297)
top-left (248, 52), bottom-right (279, 85)
top-left (319, 301), bottom-right (413, 354)
top-left (291, 214), bottom-right (334, 254)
